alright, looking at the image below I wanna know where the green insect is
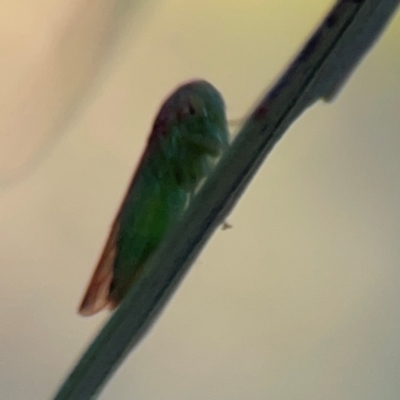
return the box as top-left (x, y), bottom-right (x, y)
top-left (79, 80), bottom-right (229, 315)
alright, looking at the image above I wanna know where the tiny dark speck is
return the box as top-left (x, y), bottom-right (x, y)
top-left (253, 104), bottom-right (269, 120)
top-left (326, 8), bottom-right (341, 29)
top-left (299, 34), bottom-right (320, 61)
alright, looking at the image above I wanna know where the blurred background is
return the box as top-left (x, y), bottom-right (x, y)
top-left (1, 1), bottom-right (400, 399)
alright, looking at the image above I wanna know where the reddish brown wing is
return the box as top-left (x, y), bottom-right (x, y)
top-left (77, 148), bottom-right (155, 316)
top-left (77, 86), bottom-right (179, 316)
top-left (78, 220), bottom-right (120, 316)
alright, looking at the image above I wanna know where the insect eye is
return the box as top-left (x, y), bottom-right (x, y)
top-left (183, 103), bottom-right (197, 116)
top-left (177, 103), bottom-right (198, 121)
top-left (188, 104), bottom-right (196, 115)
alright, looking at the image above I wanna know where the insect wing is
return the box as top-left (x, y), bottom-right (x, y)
top-left (78, 219), bottom-right (120, 316)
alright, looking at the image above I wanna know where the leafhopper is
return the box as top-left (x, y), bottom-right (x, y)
top-left (79, 80), bottom-right (229, 315)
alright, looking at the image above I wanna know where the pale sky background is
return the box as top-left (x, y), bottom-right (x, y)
top-left (0, 1), bottom-right (400, 399)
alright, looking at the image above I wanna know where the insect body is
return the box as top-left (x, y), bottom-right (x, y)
top-left (79, 80), bottom-right (229, 315)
